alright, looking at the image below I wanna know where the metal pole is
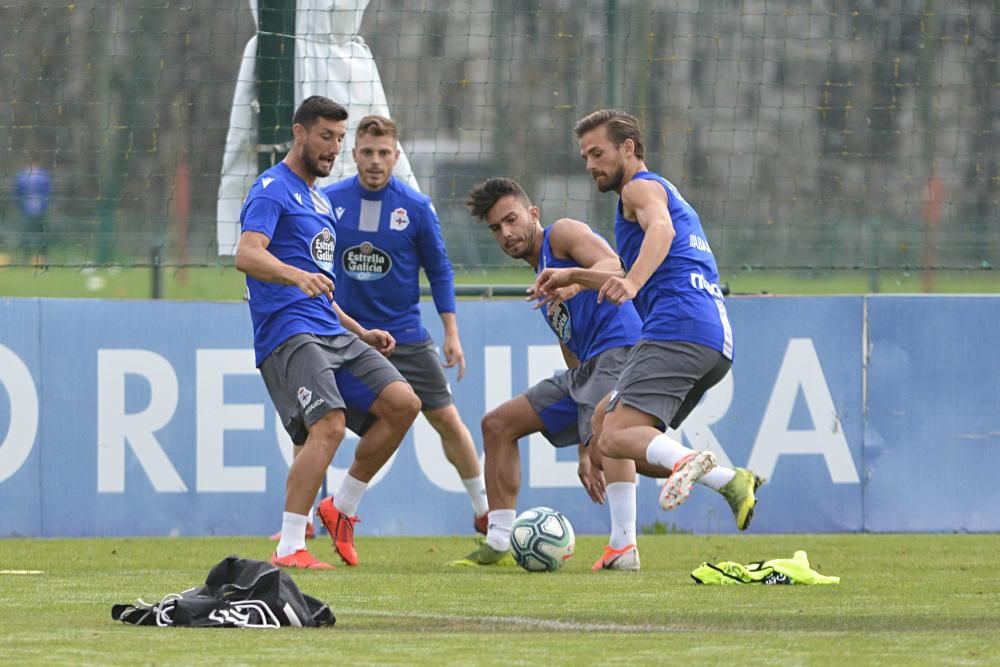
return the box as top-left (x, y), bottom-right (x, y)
top-left (151, 245), bottom-right (163, 299)
top-left (256, 0), bottom-right (296, 176)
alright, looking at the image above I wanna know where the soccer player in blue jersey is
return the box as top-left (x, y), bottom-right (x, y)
top-left (535, 109), bottom-right (763, 530)
top-left (449, 177), bottom-right (670, 570)
top-left (236, 96), bottom-right (421, 569)
top-left (322, 116), bottom-right (489, 533)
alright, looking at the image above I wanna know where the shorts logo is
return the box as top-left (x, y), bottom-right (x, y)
top-left (304, 398), bottom-right (325, 414)
top-left (297, 386), bottom-right (313, 408)
top-left (390, 207), bottom-right (410, 231)
top-left (342, 242), bottom-right (392, 281)
top-left (310, 227), bottom-right (336, 273)
top-left (545, 302), bottom-right (572, 344)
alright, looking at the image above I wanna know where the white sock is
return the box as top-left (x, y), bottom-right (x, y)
top-left (335, 474), bottom-right (368, 517)
top-left (698, 466), bottom-right (736, 491)
top-left (485, 509), bottom-right (516, 551)
top-left (462, 474), bottom-right (489, 517)
top-left (276, 511), bottom-right (308, 558)
top-left (606, 482), bottom-right (637, 550)
top-left (645, 433), bottom-right (696, 470)
top-left (306, 505), bottom-right (315, 524)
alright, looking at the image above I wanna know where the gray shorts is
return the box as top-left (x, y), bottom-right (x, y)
top-left (524, 346), bottom-right (631, 448)
top-left (260, 332), bottom-right (406, 444)
top-left (389, 339), bottom-right (453, 411)
top-left (607, 339), bottom-right (731, 431)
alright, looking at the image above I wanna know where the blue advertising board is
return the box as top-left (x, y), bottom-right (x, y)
top-left (0, 295), bottom-right (995, 537)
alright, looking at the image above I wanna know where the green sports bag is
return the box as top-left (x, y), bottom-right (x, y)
top-left (691, 550), bottom-right (840, 585)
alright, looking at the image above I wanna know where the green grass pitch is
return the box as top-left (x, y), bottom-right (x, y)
top-left (2, 266), bottom-right (999, 300)
top-left (1, 534), bottom-right (998, 665)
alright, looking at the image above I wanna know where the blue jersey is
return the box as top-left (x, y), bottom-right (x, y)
top-left (615, 171), bottom-right (733, 359)
top-left (323, 176), bottom-right (456, 344)
top-left (15, 168), bottom-right (51, 217)
top-left (537, 226), bottom-right (642, 362)
top-left (240, 162), bottom-right (346, 366)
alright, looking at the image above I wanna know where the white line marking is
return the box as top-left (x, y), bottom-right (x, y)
top-left (0, 570), bottom-right (44, 575)
top-left (340, 608), bottom-right (680, 633)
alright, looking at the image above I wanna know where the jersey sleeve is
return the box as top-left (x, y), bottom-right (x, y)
top-left (416, 198), bottom-right (456, 314)
top-left (240, 190), bottom-right (284, 239)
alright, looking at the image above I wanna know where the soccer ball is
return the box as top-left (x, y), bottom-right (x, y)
top-left (510, 507), bottom-right (575, 572)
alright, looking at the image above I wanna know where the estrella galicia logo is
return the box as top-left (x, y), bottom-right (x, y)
top-left (310, 227), bottom-right (335, 272)
top-left (342, 242), bottom-right (392, 281)
top-left (545, 302), bottom-right (572, 343)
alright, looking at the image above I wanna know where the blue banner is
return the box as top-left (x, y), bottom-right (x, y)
top-left (864, 296), bottom-right (1000, 531)
top-left (0, 295), bottom-right (994, 537)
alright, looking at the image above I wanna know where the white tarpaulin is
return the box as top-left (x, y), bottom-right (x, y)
top-left (216, 0), bottom-right (419, 255)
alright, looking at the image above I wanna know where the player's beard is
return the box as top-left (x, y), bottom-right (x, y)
top-left (302, 145), bottom-right (333, 179)
top-left (506, 224), bottom-right (536, 260)
top-left (595, 164), bottom-right (625, 193)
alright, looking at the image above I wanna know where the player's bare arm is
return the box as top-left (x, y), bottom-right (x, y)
top-left (235, 230), bottom-right (334, 300)
top-left (439, 311), bottom-right (466, 381)
top-left (597, 179), bottom-right (675, 305)
top-left (332, 301), bottom-right (396, 356)
top-left (531, 218), bottom-right (624, 305)
top-left (577, 442), bottom-right (607, 504)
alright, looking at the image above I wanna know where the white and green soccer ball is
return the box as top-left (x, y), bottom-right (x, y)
top-left (510, 507), bottom-right (575, 572)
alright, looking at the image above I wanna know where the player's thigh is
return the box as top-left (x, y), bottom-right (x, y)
top-left (368, 379), bottom-right (420, 421)
top-left (608, 339), bottom-right (717, 430)
top-left (669, 351), bottom-right (731, 429)
top-left (335, 337), bottom-right (411, 433)
top-left (482, 394), bottom-right (547, 441)
top-left (260, 334), bottom-right (348, 445)
top-left (389, 340), bottom-right (453, 412)
top-left (522, 373), bottom-right (579, 448)
top-left (568, 346), bottom-right (629, 445)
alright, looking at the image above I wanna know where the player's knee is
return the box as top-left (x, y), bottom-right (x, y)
top-left (425, 405), bottom-right (462, 435)
top-left (382, 383), bottom-right (421, 426)
top-left (480, 410), bottom-right (510, 450)
top-left (596, 428), bottom-right (624, 459)
top-left (308, 410), bottom-right (346, 452)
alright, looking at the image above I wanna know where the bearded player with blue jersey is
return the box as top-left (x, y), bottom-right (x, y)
top-left (536, 109), bottom-right (764, 531)
top-left (235, 96), bottom-right (421, 569)
top-left (449, 177), bottom-right (677, 571)
top-left (322, 116), bottom-right (489, 534)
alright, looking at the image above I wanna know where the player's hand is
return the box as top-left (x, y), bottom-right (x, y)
top-left (529, 267), bottom-right (573, 302)
top-left (294, 270), bottom-right (334, 301)
top-left (537, 284), bottom-right (581, 313)
top-left (361, 328), bottom-right (396, 357)
top-left (597, 275), bottom-right (639, 306)
top-left (578, 445), bottom-right (606, 504)
top-left (442, 333), bottom-right (466, 381)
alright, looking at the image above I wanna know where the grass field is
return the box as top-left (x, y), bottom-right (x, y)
top-left (1, 534), bottom-right (997, 665)
top-left (1, 265), bottom-right (998, 300)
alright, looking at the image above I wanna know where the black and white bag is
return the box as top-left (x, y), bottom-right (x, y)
top-left (112, 555), bottom-right (336, 628)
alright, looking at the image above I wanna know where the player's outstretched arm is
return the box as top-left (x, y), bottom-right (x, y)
top-left (597, 180), bottom-right (675, 305)
top-left (531, 218), bottom-right (623, 304)
top-left (235, 230), bottom-right (334, 300)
